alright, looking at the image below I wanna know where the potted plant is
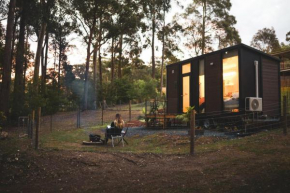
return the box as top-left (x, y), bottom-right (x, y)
top-left (176, 106), bottom-right (204, 135)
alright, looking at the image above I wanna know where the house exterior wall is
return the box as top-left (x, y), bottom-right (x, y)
top-left (190, 60), bottom-right (199, 112)
top-left (166, 44), bottom-right (281, 117)
top-left (205, 53), bottom-right (223, 113)
top-left (239, 48), bottom-right (261, 109)
top-left (167, 64), bottom-right (179, 113)
top-left (262, 57), bottom-right (280, 117)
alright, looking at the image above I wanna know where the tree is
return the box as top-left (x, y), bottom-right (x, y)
top-left (0, 23), bottom-right (5, 81)
top-left (0, 0), bottom-right (8, 21)
top-left (157, 20), bottom-right (182, 95)
top-left (11, 0), bottom-right (27, 119)
top-left (0, 0), bottom-right (16, 117)
top-left (114, 0), bottom-right (144, 79)
top-left (182, 0), bottom-right (240, 55)
top-left (32, 0), bottom-right (49, 98)
top-left (286, 31), bottom-right (290, 42)
top-left (70, 0), bottom-right (99, 110)
top-left (50, 1), bottom-right (76, 97)
top-left (215, 14), bottom-right (241, 49)
top-left (142, 0), bottom-right (166, 79)
top-left (250, 27), bottom-right (280, 54)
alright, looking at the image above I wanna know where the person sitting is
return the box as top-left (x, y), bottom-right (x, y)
top-left (105, 114), bottom-right (124, 143)
top-left (113, 113), bottom-right (124, 129)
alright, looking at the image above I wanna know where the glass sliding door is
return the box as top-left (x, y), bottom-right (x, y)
top-left (199, 59), bottom-right (205, 113)
top-left (182, 76), bottom-right (190, 112)
top-left (182, 63), bottom-right (191, 113)
top-left (223, 50), bottom-right (239, 111)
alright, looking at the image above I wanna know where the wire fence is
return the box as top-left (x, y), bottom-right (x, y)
top-left (18, 99), bottom-right (289, 150)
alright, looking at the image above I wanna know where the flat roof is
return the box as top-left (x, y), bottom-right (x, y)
top-left (167, 43), bottom-right (280, 68)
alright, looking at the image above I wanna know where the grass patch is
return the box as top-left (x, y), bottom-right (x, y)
top-left (15, 126), bottom-right (290, 157)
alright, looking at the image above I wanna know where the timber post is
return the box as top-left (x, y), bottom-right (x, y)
top-left (129, 100), bottom-right (131, 121)
top-left (35, 107), bottom-right (41, 150)
top-left (190, 110), bottom-right (195, 155)
top-left (283, 96), bottom-right (287, 135)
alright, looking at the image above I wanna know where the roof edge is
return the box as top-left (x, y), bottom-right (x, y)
top-left (166, 43), bottom-right (280, 68)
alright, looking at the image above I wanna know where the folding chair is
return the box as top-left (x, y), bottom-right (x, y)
top-left (116, 127), bottom-right (129, 146)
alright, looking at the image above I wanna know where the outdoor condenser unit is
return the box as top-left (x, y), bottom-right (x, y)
top-left (245, 60), bottom-right (263, 112)
top-left (245, 97), bottom-right (263, 111)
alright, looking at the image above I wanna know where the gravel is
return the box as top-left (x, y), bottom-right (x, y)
top-left (124, 127), bottom-right (227, 137)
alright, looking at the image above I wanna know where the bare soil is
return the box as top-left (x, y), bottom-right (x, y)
top-left (1, 128), bottom-right (290, 193)
top-left (2, 108), bottom-right (290, 193)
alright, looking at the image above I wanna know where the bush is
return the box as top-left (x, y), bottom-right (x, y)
top-left (0, 111), bottom-right (7, 131)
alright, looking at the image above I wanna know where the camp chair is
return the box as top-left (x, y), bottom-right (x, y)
top-left (112, 127), bottom-right (130, 147)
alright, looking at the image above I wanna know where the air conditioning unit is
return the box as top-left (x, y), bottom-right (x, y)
top-left (245, 97), bottom-right (262, 111)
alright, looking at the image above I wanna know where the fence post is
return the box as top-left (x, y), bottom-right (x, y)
top-left (101, 104), bottom-right (104, 125)
top-left (129, 100), bottom-right (131, 121)
top-left (50, 114), bottom-right (52, 132)
top-left (35, 107), bottom-right (41, 150)
top-left (190, 110), bottom-right (195, 155)
top-left (283, 96), bottom-right (287, 135)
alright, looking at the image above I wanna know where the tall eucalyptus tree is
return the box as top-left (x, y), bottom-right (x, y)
top-left (0, 0), bottom-right (16, 117)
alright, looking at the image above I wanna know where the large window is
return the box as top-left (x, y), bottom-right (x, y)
top-left (182, 63), bottom-right (191, 112)
top-left (182, 76), bottom-right (190, 112)
top-left (199, 59), bottom-right (205, 113)
top-left (223, 50), bottom-right (239, 111)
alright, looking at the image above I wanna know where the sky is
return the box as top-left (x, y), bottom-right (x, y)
top-left (230, 0), bottom-right (290, 46)
top-left (23, 0), bottom-right (290, 66)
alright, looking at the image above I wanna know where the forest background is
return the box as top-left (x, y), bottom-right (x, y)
top-left (0, 0), bottom-right (289, 124)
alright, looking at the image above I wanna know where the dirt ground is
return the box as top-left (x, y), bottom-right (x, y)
top-left (1, 127), bottom-right (290, 193)
top-left (2, 107), bottom-right (290, 193)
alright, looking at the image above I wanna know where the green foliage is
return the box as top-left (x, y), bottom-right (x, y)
top-left (250, 27), bottom-right (281, 53)
top-left (176, 106), bottom-right (195, 123)
top-left (102, 77), bottom-right (158, 104)
top-left (286, 31), bottom-right (290, 42)
top-left (181, 0), bottom-right (240, 55)
top-left (0, 111), bottom-right (6, 131)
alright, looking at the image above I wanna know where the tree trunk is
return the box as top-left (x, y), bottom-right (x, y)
top-left (83, 15), bottom-right (96, 110)
top-left (0, 0), bottom-right (16, 116)
top-left (42, 32), bottom-right (49, 95)
top-left (10, 14), bottom-right (18, 68)
top-left (58, 33), bottom-right (61, 97)
top-left (33, 21), bottom-right (47, 95)
top-left (201, 0), bottom-right (206, 54)
top-left (93, 42), bottom-right (98, 107)
top-left (98, 43), bottom-right (102, 87)
top-left (111, 37), bottom-right (115, 81)
top-left (118, 34), bottom-right (123, 79)
top-left (23, 26), bottom-right (29, 94)
top-left (12, 2), bottom-right (26, 119)
top-left (160, 10), bottom-right (165, 97)
top-left (151, 12), bottom-right (156, 79)
top-left (98, 21), bottom-right (103, 87)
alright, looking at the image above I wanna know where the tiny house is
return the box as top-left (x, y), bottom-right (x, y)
top-left (166, 44), bottom-right (280, 118)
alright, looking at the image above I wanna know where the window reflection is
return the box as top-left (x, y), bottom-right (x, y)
top-left (223, 50), bottom-right (239, 111)
top-left (199, 59), bottom-right (205, 113)
top-left (183, 76), bottom-right (190, 112)
top-left (182, 63), bottom-right (191, 74)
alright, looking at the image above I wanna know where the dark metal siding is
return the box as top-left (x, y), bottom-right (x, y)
top-left (239, 48), bottom-right (261, 109)
top-left (191, 60), bottom-right (199, 112)
top-left (167, 65), bottom-right (179, 113)
top-left (205, 53), bottom-right (222, 113)
top-left (262, 57), bottom-right (280, 117)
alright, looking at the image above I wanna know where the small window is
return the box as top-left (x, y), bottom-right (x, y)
top-left (182, 63), bottom-right (191, 74)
